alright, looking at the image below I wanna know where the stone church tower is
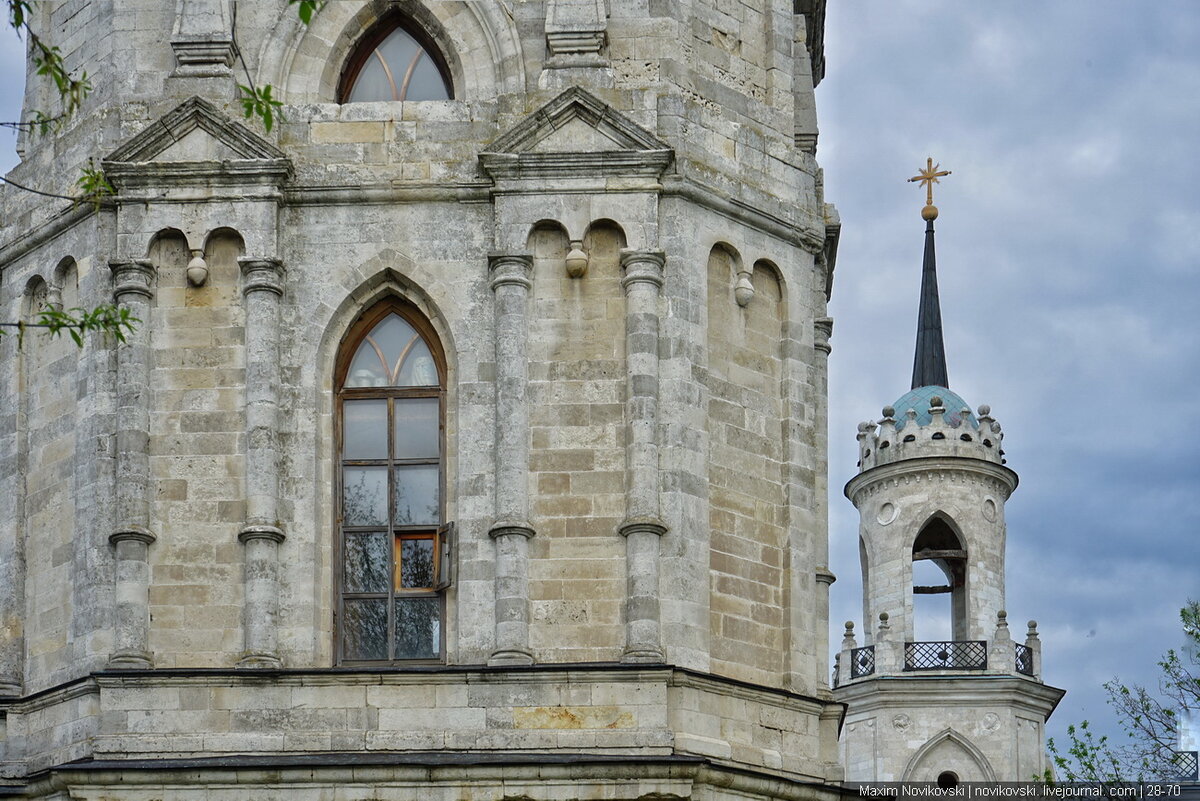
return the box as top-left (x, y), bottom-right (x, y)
top-left (833, 172), bottom-right (1065, 783)
top-left (0, 1), bottom-right (845, 798)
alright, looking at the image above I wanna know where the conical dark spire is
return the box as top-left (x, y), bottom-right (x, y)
top-left (911, 217), bottom-right (949, 389)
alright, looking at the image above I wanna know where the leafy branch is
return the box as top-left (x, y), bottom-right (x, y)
top-left (0, 304), bottom-right (139, 348)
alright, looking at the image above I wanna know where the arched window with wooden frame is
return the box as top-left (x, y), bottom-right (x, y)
top-left (338, 13), bottom-right (453, 103)
top-left (335, 300), bottom-right (452, 663)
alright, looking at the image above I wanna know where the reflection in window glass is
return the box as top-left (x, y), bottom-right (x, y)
top-left (399, 537), bottom-right (435, 588)
top-left (395, 597), bottom-right (440, 659)
top-left (343, 467), bottom-right (388, 527)
top-left (345, 532), bottom-right (390, 593)
top-left (346, 27), bottom-right (451, 103)
top-left (394, 465), bottom-right (439, 526)
top-left (343, 599), bottom-right (388, 660)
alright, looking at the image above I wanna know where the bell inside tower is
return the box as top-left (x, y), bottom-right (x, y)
top-left (912, 516), bottom-right (968, 641)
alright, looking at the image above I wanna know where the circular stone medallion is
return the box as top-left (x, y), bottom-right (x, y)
top-left (877, 502), bottom-right (898, 526)
top-left (982, 498), bottom-right (997, 522)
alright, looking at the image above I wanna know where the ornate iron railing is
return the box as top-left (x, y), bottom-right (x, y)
top-left (850, 645), bottom-right (875, 678)
top-left (904, 640), bottom-right (987, 671)
top-left (1015, 643), bottom-right (1034, 676)
top-left (1175, 750), bottom-right (1198, 782)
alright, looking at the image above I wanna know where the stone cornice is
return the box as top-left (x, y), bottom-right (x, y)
top-left (833, 674), bottom-right (1065, 719)
top-left (845, 456), bottom-right (1018, 506)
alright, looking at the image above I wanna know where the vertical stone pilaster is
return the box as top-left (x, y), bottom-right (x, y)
top-left (0, 298), bottom-right (25, 695)
top-left (619, 250), bottom-right (667, 663)
top-left (108, 259), bottom-right (156, 669)
top-left (811, 316), bottom-right (835, 689)
top-left (487, 253), bottom-right (535, 667)
top-left (237, 257), bottom-right (286, 668)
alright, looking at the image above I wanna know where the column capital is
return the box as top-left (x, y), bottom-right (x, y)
top-left (617, 517), bottom-right (667, 538)
top-left (488, 521), bottom-right (535, 540)
top-left (619, 249), bottom-right (666, 291)
top-left (488, 253), bottom-right (533, 291)
top-left (815, 566), bottom-right (837, 586)
top-left (238, 524), bottom-right (286, 544)
top-left (109, 527), bottom-right (157, 546)
top-left (239, 257), bottom-right (285, 297)
top-left (109, 259), bottom-right (155, 302)
top-left (814, 316), bottom-right (834, 355)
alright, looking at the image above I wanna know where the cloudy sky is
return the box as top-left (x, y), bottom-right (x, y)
top-left (2, 1), bottom-right (1197, 752)
top-left (819, 2), bottom-right (1200, 747)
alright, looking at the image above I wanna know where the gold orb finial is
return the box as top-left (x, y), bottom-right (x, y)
top-left (908, 157), bottom-right (951, 220)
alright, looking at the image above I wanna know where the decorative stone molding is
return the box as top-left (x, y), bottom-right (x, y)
top-left (237, 257), bottom-right (286, 669)
top-left (107, 260), bottom-right (157, 670)
top-left (487, 253), bottom-right (536, 667)
top-left (618, 250), bottom-right (667, 663)
top-left (170, 0), bottom-right (235, 77)
top-left (108, 528), bottom-right (157, 669)
top-left (545, 0), bottom-right (607, 57)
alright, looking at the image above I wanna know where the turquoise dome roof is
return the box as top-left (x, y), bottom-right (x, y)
top-left (891, 385), bottom-right (978, 430)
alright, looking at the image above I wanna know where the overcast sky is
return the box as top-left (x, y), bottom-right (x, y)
top-left (820, 2), bottom-right (1200, 747)
top-left (2, 2), bottom-right (1197, 753)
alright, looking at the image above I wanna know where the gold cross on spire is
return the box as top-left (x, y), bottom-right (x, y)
top-left (908, 157), bottom-right (951, 221)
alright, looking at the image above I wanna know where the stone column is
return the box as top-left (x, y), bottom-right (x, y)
top-left (812, 316), bottom-right (835, 688)
top-left (108, 259), bottom-right (156, 669)
top-left (0, 298), bottom-right (26, 695)
top-left (487, 253), bottom-right (535, 666)
top-left (237, 257), bottom-right (286, 668)
top-left (619, 250), bottom-right (667, 663)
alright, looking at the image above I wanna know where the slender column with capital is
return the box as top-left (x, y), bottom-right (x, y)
top-left (487, 253), bottom-right (535, 666)
top-left (811, 317), bottom-right (834, 689)
top-left (619, 249), bottom-right (668, 663)
top-left (108, 259), bottom-right (156, 668)
top-left (0, 297), bottom-right (26, 694)
top-left (238, 257), bottom-right (286, 668)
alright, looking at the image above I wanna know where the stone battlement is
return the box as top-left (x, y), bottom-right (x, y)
top-left (856, 396), bottom-right (1005, 472)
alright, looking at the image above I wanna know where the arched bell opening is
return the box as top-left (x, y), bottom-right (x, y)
top-left (911, 515), bottom-right (968, 642)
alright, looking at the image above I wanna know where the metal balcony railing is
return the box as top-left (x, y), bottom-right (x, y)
top-left (1015, 643), bottom-right (1034, 676)
top-left (904, 640), bottom-right (987, 671)
top-left (1175, 750), bottom-right (1198, 782)
top-left (850, 645), bottom-right (875, 678)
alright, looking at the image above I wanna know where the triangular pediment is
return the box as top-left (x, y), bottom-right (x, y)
top-left (481, 87), bottom-right (673, 181)
top-left (102, 96), bottom-right (290, 194)
top-left (106, 96), bottom-right (286, 164)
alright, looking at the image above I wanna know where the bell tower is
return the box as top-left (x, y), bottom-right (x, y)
top-left (834, 162), bottom-right (1065, 784)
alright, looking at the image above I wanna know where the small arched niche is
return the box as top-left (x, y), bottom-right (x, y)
top-left (912, 515), bottom-right (968, 641)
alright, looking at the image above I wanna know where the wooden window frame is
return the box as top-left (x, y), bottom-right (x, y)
top-left (334, 299), bottom-right (450, 665)
top-left (337, 11), bottom-right (454, 103)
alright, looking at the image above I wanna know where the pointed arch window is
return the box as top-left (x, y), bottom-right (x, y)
top-left (336, 301), bottom-right (452, 663)
top-left (339, 15), bottom-right (453, 103)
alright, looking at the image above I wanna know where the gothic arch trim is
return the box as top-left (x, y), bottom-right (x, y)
top-left (261, 0), bottom-right (525, 104)
top-left (903, 728), bottom-right (997, 782)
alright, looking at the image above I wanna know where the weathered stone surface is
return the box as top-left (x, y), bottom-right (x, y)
top-left (0, 0), bottom-right (840, 797)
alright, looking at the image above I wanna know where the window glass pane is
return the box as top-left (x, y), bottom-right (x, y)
top-left (394, 465), bottom-right (439, 525)
top-left (395, 596), bottom-right (440, 659)
top-left (396, 338), bottom-right (437, 386)
top-left (345, 532), bottom-right (390, 593)
top-left (343, 399), bottom-right (387, 460)
top-left (343, 467), bottom-right (388, 527)
top-left (394, 398), bottom-right (439, 459)
top-left (345, 314), bottom-right (421, 388)
top-left (343, 599), bottom-right (388, 660)
top-left (399, 537), bottom-right (435, 589)
top-left (347, 28), bottom-right (450, 103)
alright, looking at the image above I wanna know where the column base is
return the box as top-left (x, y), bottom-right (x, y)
top-left (238, 652), bottom-right (282, 669)
top-left (621, 646), bottom-right (665, 664)
top-left (0, 678), bottom-right (22, 698)
top-left (107, 650), bottom-right (153, 669)
top-left (487, 648), bottom-right (535, 667)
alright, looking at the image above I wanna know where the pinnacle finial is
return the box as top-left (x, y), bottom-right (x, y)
top-left (908, 157), bottom-right (951, 220)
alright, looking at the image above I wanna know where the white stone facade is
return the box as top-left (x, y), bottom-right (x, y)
top-left (835, 393), bottom-right (1065, 782)
top-left (0, 1), bottom-right (844, 798)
